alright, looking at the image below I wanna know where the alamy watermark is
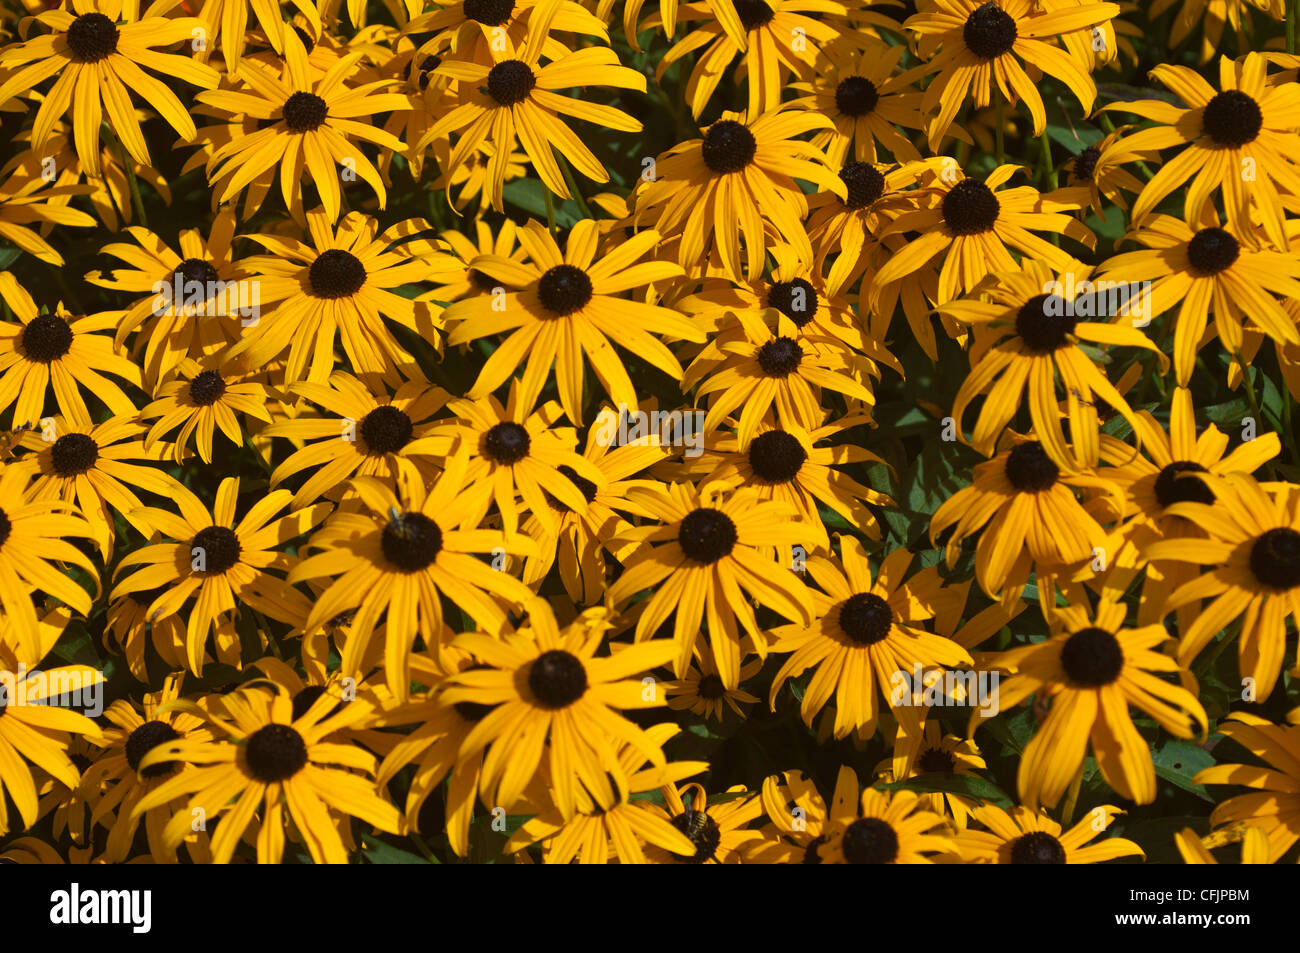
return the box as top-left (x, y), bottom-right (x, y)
top-left (1040, 274), bottom-right (1152, 328)
top-left (0, 664), bottom-right (103, 717)
top-left (151, 275), bottom-right (261, 327)
top-left (593, 405), bottom-right (706, 458)
top-left (889, 663), bottom-right (1000, 717)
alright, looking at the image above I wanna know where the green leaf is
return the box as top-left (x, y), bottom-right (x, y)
top-left (883, 772), bottom-right (1013, 807)
top-left (1203, 398), bottom-right (1251, 428)
top-left (358, 834), bottom-right (432, 864)
top-left (982, 706), bottom-right (1039, 754)
top-left (1152, 740), bottom-right (1215, 798)
top-left (502, 178), bottom-right (579, 228)
top-left (1046, 123), bottom-right (1103, 155)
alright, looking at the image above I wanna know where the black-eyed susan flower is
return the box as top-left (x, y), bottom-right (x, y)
top-left (1095, 386), bottom-right (1279, 632)
top-left (407, 0), bottom-right (609, 61)
top-left (420, 13), bottom-right (646, 209)
top-left (133, 683), bottom-right (401, 864)
top-left (194, 0), bottom-right (322, 72)
top-left (642, 781), bottom-right (764, 863)
top-left (81, 674), bottom-right (215, 863)
top-left (520, 404), bottom-right (672, 606)
top-left (664, 639), bottom-right (762, 722)
top-left (139, 356), bottom-right (272, 464)
top-left (1148, 474), bottom-right (1300, 701)
top-left (443, 599), bottom-right (679, 819)
top-left (1192, 712), bottom-right (1300, 861)
top-left (678, 414), bottom-right (893, 552)
top-left (956, 802), bottom-right (1143, 862)
top-left (111, 476), bottom-right (328, 675)
top-left (226, 208), bottom-right (441, 387)
top-left (1101, 52), bottom-right (1300, 249)
top-left (677, 242), bottom-right (896, 363)
top-left (682, 309), bottom-right (878, 447)
top-left (633, 107), bottom-right (844, 282)
top-left (0, 305), bottom-right (141, 430)
top-left (291, 457), bottom-right (537, 700)
top-left (803, 158), bottom-right (963, 358)
top-left (874, 163), bottom-right (1092, 306)
top-left (658, 0), bottom-right (846, 118)
top-left (12, 414), bottom-right (177, 559)
top-left (878, 717), bottom-right (987, 828)
top-left (0, 608), bottom-right (104, 837)
top-left (0, 0), bottom-right (218, 176)
top-left (1056, 126), bottom-right (1149, 218)
top-left (407, 388), bottom-right (604, 539)
top-left (801, 765), bottom-right (959, 863)
top-left (930, 436), bottom-right (1113, 609)
top-left (905, 0), bottom-right (1118, 148)
top-left (197, 32), bottom-right (407, 222)
top-left (609, 480), bottom-right (813, 688)
top-left (985, 597), bottom-right (1207, 808)
top-left (261, 369), bottom-right (449, 508)
top-left (445, 219), bottom-right (698, 424)
top-left (943, 259), bottom-right (1166, 469)
top-left (788, 35), bottom-right (926, 165)
top-left (1095, 212), bottom-right (1300, 387)
top-left (504, 723), bottom-right (705, 864)
top-left (86, 211), bottom-right (247, 389)
top-left (769, 542), bottom-right (972, 739)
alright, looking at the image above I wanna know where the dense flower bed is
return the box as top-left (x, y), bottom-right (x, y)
top-left (0, 0), bottom-right (1296, 865)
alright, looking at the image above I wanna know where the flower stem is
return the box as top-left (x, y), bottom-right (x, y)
top-left (543, 185), bottom-right (557, 236)
top-left (103, 124), bottom-right (147, 228)
top-left (1282, 372), bottom-right (1298, 467)
top-left (1039, 131), bottom-right (1057, 191)
top-left (558, 153), bottom-right (592, 221)
top-left (1289, 0), bottom-right (1297, 55)
top-left (1061, 761), bottom-right (1086, 827)
top-left (1235, 348), bottom-right (1276, 479)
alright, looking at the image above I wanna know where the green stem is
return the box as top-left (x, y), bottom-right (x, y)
top-left (1096, 112), bottom-right (1155, 181)
top-left (1234, 349), bottom-right (1275, 479)
top-left (1060, 762), bottom-right (1086, 827)
top-left (410, 832), bottom-right (438, 863)
top-left (424, 169), bottom-right (449, 233)
top-left (557, 153), bottom-right (592, 221)
top-left (1039, 131), bottom-right (1057, 191)
top-left (543, 185), bottom-right (557, 236)
top-left (1289, 0), bottom-right (1297, 55)
top-left (1040, 131), bottom-right (1060, 246)
top-left (103, 124), bottom-right (147, 228)
top-left (1132, 316), bottom-right (1172, 410)
top-left (1282, 372), bottom-right (1298, 467)
top-left (1193, 619), bottom-right (1240, 683)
